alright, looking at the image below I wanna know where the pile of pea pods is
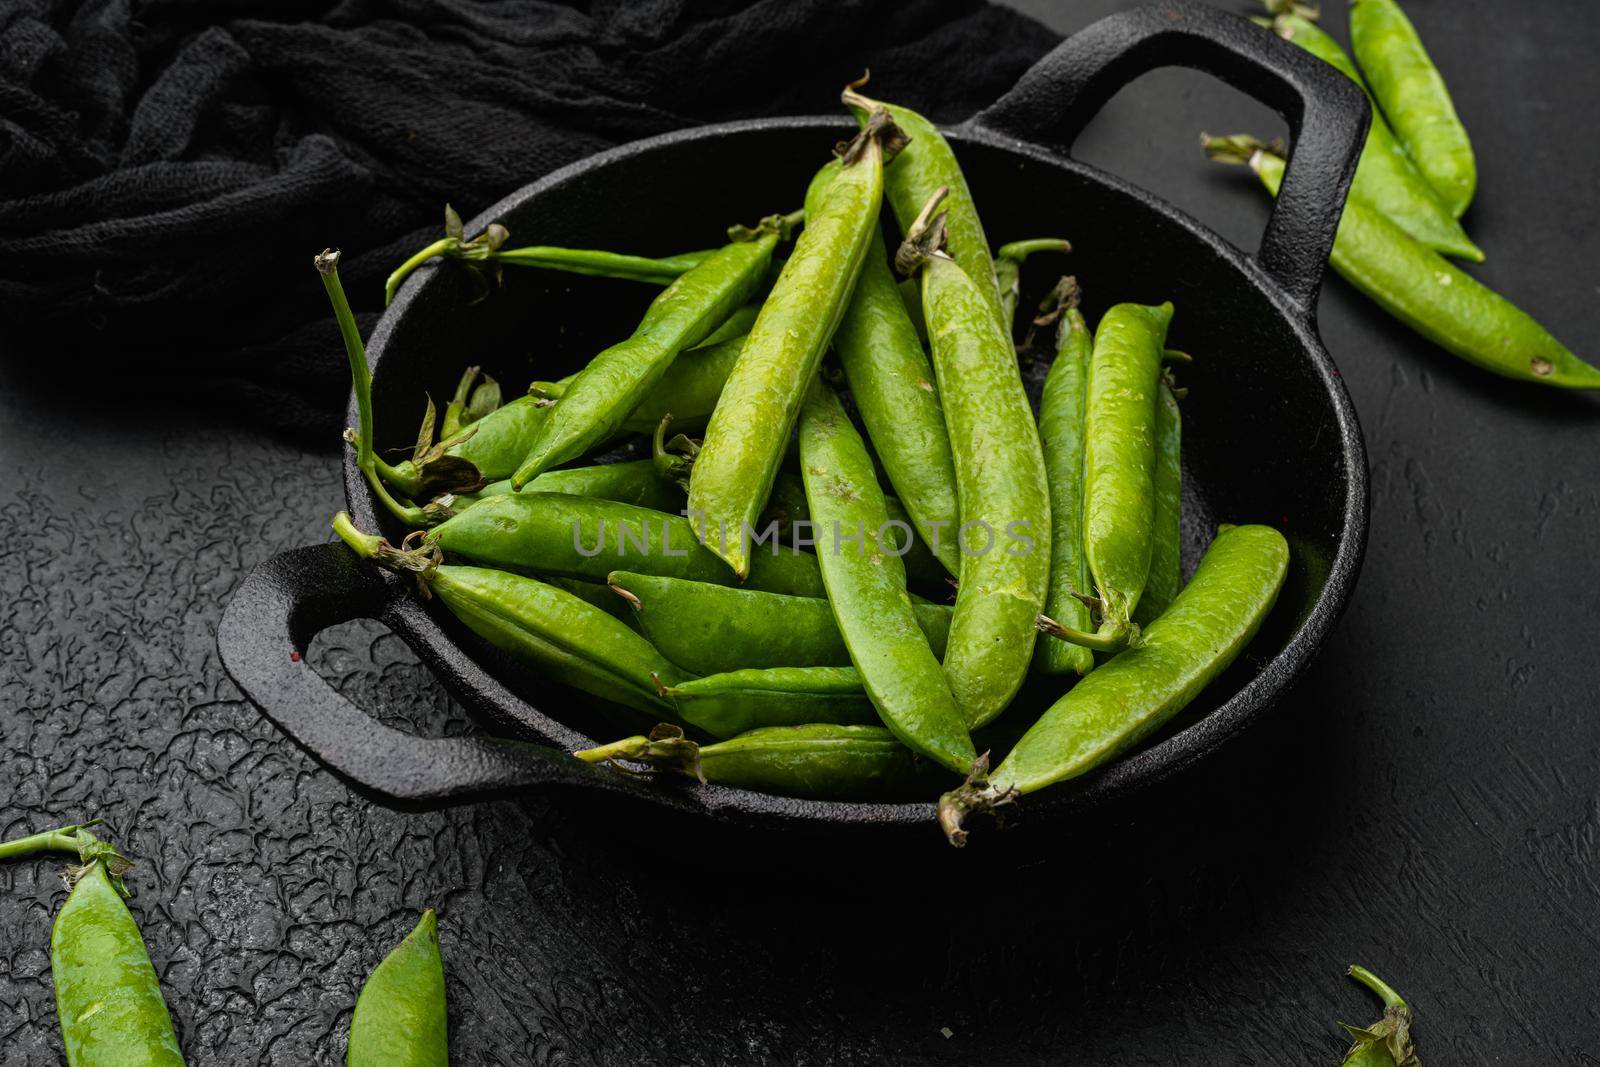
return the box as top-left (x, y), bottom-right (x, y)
top-left (1205, 0), bottom-right (1600, 390)
top-left (325, 78), bottom-right (1300, 848)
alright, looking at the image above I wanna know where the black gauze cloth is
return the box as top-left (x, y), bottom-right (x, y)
top-left (0, 0), bottom-right (1057, 433)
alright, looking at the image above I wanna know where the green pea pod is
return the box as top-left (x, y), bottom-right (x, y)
top-left (995, 238), bottom-right (1073, 331)
top-left (424, 493), bottom-right (828, 597)
top-left (761, 472), bottom-right (947, 589)
top-left (348, 910), bottom-right (448, 1067)
top-left (797, 379), bottom-right (975, 773)
top-left (512, 220), bottom-right (791, 485)
top-left (606, 571), bottom-right (952, 675)
top-left (1034, 280), bottom-right (1096, 677)
top-left (528, 330), bottom-right (748, 437)
top-left (577, 723), bottom-right (943, 800)
top-left (1207, 139), bottom-right (1600, 389)
top-left (335, 514), bottom-right (686, 713)
top-left (1339, 965), bottom-right (1419, 1066)
top-left (940, 524), bottom-right (1289, 845)
top-left (662, 667), bottom-right (879, 739)
top-left (0, 823), bottom-right (183, 1067)
top-left (1350, 0), bottom-right (1476, 217)
top-left (843, 82), bottom-right (1005, 329)
top-left (1134, 382), bottom-right (1183, 627)
top-left (1083, 301), bottom-right (1173, 642)
top-left (435, 459), bottom-right (682, 519)
top-left (1265, 12), bottom-right (1482, 262)
top-left (804, 162), bottom-right (961, 576)
top-left (688, 113), bottom-right (903, 578)
top-left (899, 190), bottom-right (1052, 729)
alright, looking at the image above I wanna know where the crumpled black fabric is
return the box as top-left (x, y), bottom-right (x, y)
top-left (0, 0), bottom-right (1056, 435)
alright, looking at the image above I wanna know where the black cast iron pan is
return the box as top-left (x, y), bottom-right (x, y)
top-left (219, 2), bottom-right (1371, 834)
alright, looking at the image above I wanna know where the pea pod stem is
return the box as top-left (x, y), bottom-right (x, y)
top-left (994, 238), bottom-right (1072, 330)
top-left (1341, 965), bottom-right (1419, 1066)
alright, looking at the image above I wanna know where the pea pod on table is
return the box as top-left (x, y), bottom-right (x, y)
top-left (1350, 0), bottom-right (1477, 218)
top-left (804, 160), bottom-right (961, 576)
top-left (1080, 300), bottom-right (1174, 647)
top-left (1033, 278), bottom-right (1096, 677)
top-left (939, 523), bottom-right (1289, 845)
top-left (577, 723), bottom-right (947, 800)
top-left (687, 110), bottom-right (904, 578)
top-left (1263, 9), bottom-right (1482, 262)
top-left (797, 377), bottom-right (974, 773)
top-left (0, 822), bottom-right (184, 1066)
top-left (1205, 137), bottom-right (1600, 389)
top-left (334, 513), bottom-right (687, 715)
top-left (511, 214), bottom-right (796, 486)
top-left (607, 571), bottom-right (952, 676)
top-left (899, 188), bottom-right (1052, 729)
top-left (348, 910), bottom-right (449, 1067)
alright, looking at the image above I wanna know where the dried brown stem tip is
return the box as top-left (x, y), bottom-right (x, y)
top-left (314, 248), bottom-right (340, 274)
top-left (835, 107), bottom-right (909, 167)
top-left (894, 186), bottom-right (950, 276)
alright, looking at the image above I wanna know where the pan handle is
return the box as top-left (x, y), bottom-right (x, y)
top-left (217, 542), bottom-right (619, 802)
top-left (968, 1), bottom-right (1367, 315)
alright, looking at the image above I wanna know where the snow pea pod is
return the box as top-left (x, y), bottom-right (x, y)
top-left (939, 524), bottom-right (1289, 845)
top-left (1265, 11), bottom-right (1482, 261)
top-left (423, 493), bottom-right (828, 597)
top-left (0, 823), bottom-right (183, 1067)
top-left (995, 238), bottom-right (1073, 331)
top-left (511, 217), bottom-right (793, 486)
top-left (1207, 139), bottom-right (1600, 388)
top-left (334, 513), bottom-right (686, 713)
top-left (1134, 381), bottom-right (1183, 627)
top-left (348, 910), bottom-right (448, 1067)
top-left (798, 379), bottom-right (974, 773)
top-left (433, 459), bottom-right (682, 518)
top-left (804, 161), bottom-right (961, 576)
top-left (663, 667), bottom-right (879, 739)
top-left (899, 189), bottom-right (1052, 729)
top-left (844, 81), bottom-right (1005, 328)
top-left (762, 472), bottom-right (947, 589)
top-left (688, 112), bottom-right (903, 578)
top-left (1082, 300), bottom-right (1173, 645)
top-left (1340, 965), bottom-right (1419, 1066)
top-left (606, 571), bottom-right (952, 675)
top-left (1350, 0), bottom-right (1476, 217)
top-left (1034, 279), bottom-right (1096, 677)
top-left (577, 723), bottom-right (941, 800)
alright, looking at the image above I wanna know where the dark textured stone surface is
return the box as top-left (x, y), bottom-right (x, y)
top-left (3, 2), bottom-right (1599, 1064)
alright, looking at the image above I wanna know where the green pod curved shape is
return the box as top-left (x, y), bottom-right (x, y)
top-left (761, 472), bottom-right (947, 589)
top-left (1350, 0), bottom-right (1476, 217)
top-left (1134, 383), bottom-right (1184, 627)
top-left (445, 459), bottom-right (682, 516)
top-left (1247, 149), bottom-right (1600, 389)
top-left (665, 667), bottom-right (879, 739)
top-left (1082, 302), bottom-right (1173, 637)
top-left (607, 571), bottom-right (951, 676)
top-left (426, 493), bottom-right (826, 597)
top-left (1035, 299), bottom-right (1096, 676)
top-left (53, 862), bottom-right (184, 1067)
top-left (687, 118), bottom-right (896, 578)
top-left (797, 380), bottom-right (974, 773)
top-left (347, 910), bottom-right (448, 1067)
top-left (1271, 12), bottom-right (1481, 261)
top-left (531, 330), bottom-right (749, 437)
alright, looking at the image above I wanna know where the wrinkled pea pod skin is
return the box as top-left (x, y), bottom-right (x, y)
top-left (1249, 151), bottom-right (1600, 389)
top-left (762, 472), bottom-right (946, 589)
top-left (915, 249), bottom-right (1052, 729)
top-left (687, 120), bottom-right (895, 579)
top-left (666, 667), bottom-right (879, 739)
top-left (845, 90), bottom-right (1005, 328)
top-left (607, 571), bottom-right (952, 676)
top-left (1270, 13), bottom-right (1482, 262)
top-left (1083, 302), bottom-right (1173, 634)
top-left (53, 862), bottom-right (185, 1067)
top-left (513, 229), bottom-right (782, 485)
top-left (1134, 383), bottom-right (1184, 627)
top-left (427, 492), bottom-right (828, 596)
top-left (990, 523), bottom-right (1289, 797)
top-left (445, 459), bottom-right (682, 516)
top-left (804, 163), bottom-right (961, 576)
top-left (1350, 0), bottom-right (1476, 218)
top-left (347, 909), bottom-right (448, 1067)
top-left (1035, 304), bottom-right (1096, 676)
top-left (797, 380), bottom-right (975, 773)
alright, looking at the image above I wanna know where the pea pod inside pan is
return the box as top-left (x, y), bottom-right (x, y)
top-left (228, 1), bottom-right (1368, 832)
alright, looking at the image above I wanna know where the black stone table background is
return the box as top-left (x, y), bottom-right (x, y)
top-left (2, 1), bottom-right (1597, 1062)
